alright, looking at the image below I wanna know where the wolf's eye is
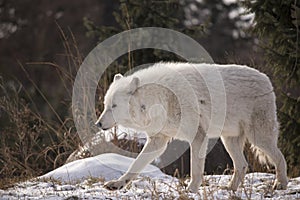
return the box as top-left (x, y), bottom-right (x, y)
top-left (112, 104), bottom-right (117, 108)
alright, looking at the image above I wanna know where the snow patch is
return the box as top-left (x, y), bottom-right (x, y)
top-left (39, 153), bottom-right (165, 183)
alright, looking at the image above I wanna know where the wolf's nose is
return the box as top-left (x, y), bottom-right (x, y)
top-left (96, 122), bottom-right (102, 128)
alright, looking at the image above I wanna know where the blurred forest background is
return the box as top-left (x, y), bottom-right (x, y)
top-left (0, 0), bottom-right (299, 187)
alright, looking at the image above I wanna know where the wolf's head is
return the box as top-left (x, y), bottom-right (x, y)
top-left (95, 73), bottom-right (148, 130)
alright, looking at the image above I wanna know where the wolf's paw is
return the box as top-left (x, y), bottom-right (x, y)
top-left (187, 183), bottom-right (199, 193)
top-left (104, 179), bottom-right (129, 190)
top-left (272, 180), bottom-right (287, 190)
top-left (225, 181), bottom-right (238, 191)
top-left (186, 180), bottom-right (209, 193)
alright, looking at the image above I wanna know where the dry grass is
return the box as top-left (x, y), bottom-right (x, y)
top-left (0, 23), bottom-right (142, 189)
top-left (0, 25), bottom-right (83, 188)
top-left (0, 76), bottom-right (80, 189)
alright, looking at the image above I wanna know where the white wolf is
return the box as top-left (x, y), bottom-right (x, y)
top-left (96, 62), bottom-right (288, 193)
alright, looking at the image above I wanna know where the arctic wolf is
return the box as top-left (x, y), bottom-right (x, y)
top-left (96, 62), bottom-right (288, 193)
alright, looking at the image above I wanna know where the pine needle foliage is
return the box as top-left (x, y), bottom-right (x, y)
top-left (244, 0), bottom-right (300, 176)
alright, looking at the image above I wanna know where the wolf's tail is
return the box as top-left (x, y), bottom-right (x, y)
top-left (250, 145), bottom-right (273, 166)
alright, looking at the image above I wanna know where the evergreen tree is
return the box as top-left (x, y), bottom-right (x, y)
top-left (83, 0), bottom-right (197, 72)
top-left (244, 0), bottom-right (300, 176)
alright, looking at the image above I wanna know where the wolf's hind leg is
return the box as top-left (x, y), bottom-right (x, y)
top-left (221, 135), bottom-right (248, 191)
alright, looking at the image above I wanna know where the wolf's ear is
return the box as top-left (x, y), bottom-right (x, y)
top-left (113, 73), bottom-right (123, 82)
top-left (129, 77), bottom-right (140, 94)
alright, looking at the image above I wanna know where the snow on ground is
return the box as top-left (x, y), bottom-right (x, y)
top-left (39, 153), bottom-right (164, 183)
top-left (1, 153), bottom-right (300, 200)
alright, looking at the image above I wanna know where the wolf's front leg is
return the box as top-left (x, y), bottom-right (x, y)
top-left (104, 134), bottom-right (170, 190)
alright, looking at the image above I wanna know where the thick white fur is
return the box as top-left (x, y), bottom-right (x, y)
top-left (97, 62), bottom-right (288, 192)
